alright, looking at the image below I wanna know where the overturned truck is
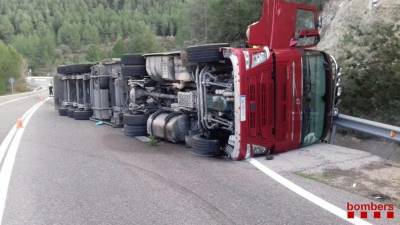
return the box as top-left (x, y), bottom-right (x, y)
top-left (54, 0), bottom-right (342, 160)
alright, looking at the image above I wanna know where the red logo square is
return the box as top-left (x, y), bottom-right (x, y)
top-left (360, 211), bottom-right (368, 219)
top-left (347, 211), bottom-right (355, 219)
top-left (373, 211), bottom-right (381, 219)
top-left (387, 211), bottom-right (394, 219)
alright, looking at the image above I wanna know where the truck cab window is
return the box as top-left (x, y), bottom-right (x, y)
top-left (295, 9), bottom-right (319, 47)
top-left (296, 10), bottom-right (316, 31)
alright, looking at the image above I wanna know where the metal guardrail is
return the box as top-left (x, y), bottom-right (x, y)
top-left (332, 114), bottom-right (400, 143)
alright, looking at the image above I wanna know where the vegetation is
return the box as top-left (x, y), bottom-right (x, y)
top-left (0, 0), bottom-right (183, 75)
top-left (0, 41), bottom-right (24, 95)
top-left (340, 21), bottom-right (400, 125)
top-left (177, 0), bottom-right (263, 45)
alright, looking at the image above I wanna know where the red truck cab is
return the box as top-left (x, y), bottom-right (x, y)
top-left (224, 0), bottom-right (338, 160)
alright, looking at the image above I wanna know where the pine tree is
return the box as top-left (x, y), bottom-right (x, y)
top-left (0, 16), bottom-right (14, 42)
top-left (86, 45), bottom-right (105, 62)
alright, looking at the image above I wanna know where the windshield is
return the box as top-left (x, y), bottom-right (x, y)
top-left (302, 51), bottom-right (327, 146)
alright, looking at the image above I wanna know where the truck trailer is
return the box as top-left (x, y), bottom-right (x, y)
top-left (55, 0), bottom-right (342, 160)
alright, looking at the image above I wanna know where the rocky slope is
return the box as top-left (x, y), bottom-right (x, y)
top-left (319, 0), bottom-right (400, 57)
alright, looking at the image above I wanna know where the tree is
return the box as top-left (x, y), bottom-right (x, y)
top-left (176, 0), bottom-right (209, 44)
top-left (11, 35), bottom-right (39, 63)
top-left (125, 22), bottom-right (162, 53)
top-left (57, 23), bottom-right (81, 50)
top-left (176, 0), bottom-right (263, 45)
top-left (81, 24), bottom-right (100, 45)
top-left (207, 0), bottom-right (264, 43)
top-left (340, 22), bottom-right (400, 125)
top-left (0, 41), bottom-right (24, 95)
top-left (36, 28), bottom-right (56, 67)
top-left (109, 23), bottom-right (162, 56)
top-left (0, 16), bottom-right (14, 42)
top-left (14, 12), bottom-right (34, 35)
top-left (111, 39), bottom-right (125, 58)
top-left (86, 45), bottom-right (105, 62)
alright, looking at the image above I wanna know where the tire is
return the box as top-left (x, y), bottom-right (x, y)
top-left (57, 66), bottom-right (68, 75)
top-left (57, 64), bottom-right (94, 75)
top-left (58, 108), bottom-right (68, 116)
top-left (191, 134), bottom-right (220, 156)
top-left (53, 76), bottom-right (64, 108)
top-left (186, 43), bottom-right (229, 64)
top-left (67, 108), bottom-right (75, 118)
top-left (121, 65), bottom-right (147, 78)
top-left (74, 110), bottom-right (92, 120)
top-left (123, 114), bottom-right (148, 126)
top-left (121, 54), bottom-right (146, 65)
top-left (124, 125), bottom-right (147, 137)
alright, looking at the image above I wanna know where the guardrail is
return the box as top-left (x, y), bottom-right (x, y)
top-left (332, 114), bottom-right (400, 143)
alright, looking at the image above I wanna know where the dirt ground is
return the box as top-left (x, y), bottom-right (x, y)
top-left (335, 132), bottom-right (400, 163)
top-left (311, 0), bottom-right (400, 209)
top-left (298, 161), bottom-right (400, 207)
top-left (298, 133), bottom-right (400, 208)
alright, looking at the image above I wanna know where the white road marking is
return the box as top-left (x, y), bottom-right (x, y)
top-left (0, 87), bottom-right (42, 99)
top-left (0, 98), bottom-right (48, 224)
top-left (0, 95), bottom-right (34, 107)
top-left (0, 126), bottom-right (17, 168)
top-left (248, 158), bottom-right (373, 225)
top-left (0, 101), bottom-right (38, 166)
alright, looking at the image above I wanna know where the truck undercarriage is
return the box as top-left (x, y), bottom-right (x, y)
top-left (54, 0), bottom-right (342, 160)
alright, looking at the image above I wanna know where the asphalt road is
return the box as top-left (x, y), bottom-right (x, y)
top-left (0, 91), bottom-right (397, 225)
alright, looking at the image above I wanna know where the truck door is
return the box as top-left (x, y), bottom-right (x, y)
top-left (274, 49), bottom-right (302, 152)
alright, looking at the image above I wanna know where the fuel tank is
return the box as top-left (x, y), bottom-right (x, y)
top-left (147, 112), bottom-right (190, 143)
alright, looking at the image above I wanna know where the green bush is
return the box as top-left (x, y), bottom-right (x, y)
top-left (340, 22), bottom-right (400, 126)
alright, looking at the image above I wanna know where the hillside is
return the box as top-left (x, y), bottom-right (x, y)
top-left (0, 0), bottom-right (186, 74)
top-left (319, 0), bottom-right (400, 125)
top-left (319, 0), bottom-right (400, 57)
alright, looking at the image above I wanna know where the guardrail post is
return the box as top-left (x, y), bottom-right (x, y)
top-left (329, 124), bottom-right (337, 144)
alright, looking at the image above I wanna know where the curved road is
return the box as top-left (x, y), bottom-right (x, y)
top-left (0, 90), bottom-right (397, 225)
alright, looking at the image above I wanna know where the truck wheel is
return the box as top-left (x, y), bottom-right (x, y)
top-left (123, 114), bottom-right (148, 126)
top-left (74, 111), bottom-right (92, 120)
top-left (186, 43), bottom-right (230, 64)
top-left (58, 108), bottom-right (68, 116)
top-left (67, 108), bottom-right (75, 118)
top-left (57, 64), bottom-right (94, 75)
top-left (57, 66), bottom-right (68, 75)
top-left (124, 125), bottom-right (147, 137)
top-left (191, 134), bottom-right (221, 156)
top-left (121, 54), bottom-right (146, 65)
top-left (121, 65), bottom-right (147, 78)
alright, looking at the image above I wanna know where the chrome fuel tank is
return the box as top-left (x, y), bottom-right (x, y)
top-left (145, 52), bottom-right (192, 82)
top-left (147, 112), bottom-right (189, 143)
